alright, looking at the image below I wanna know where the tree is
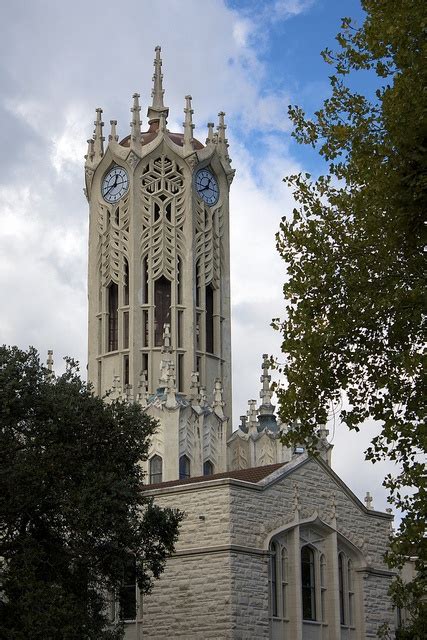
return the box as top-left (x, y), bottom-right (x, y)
top-left (0, 345), bottom-right (183, 640)
top-left (274, 0), bottom-right (426, 635)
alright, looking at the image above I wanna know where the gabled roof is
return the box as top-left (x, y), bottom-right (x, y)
top-left (143, 462), bottom-right (285, 490)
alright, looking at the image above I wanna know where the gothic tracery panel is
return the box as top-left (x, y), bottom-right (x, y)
top-left (97, 194), bottom-right (130, 287)
top-left (140, 155), bottom-right (185, 281)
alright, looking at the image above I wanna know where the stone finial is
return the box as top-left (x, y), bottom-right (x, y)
top-left (364, 491), bottom-right (373, 509)
top-left (125, 383), bottom-right (133, 403)
top-left (293, 483), bottom-right (301, 518)
top-left (330, 492), bottom-right (337, 521)
top-left (93, 108), bottom-right (104, 161)
top-left (161, 323), bottom-right (173, 354)
top-left (165, 361), bottom-right (177, 409)
top-left (212, 378), bottom-right (224, 418)
top-left (159, 324), bottom-right (173, 388)
top-left (137, 370), bottom-right (149, 408)
top-left (259, 354), bottom-right (274, 409)
top-left (217, 111), bottom-right (230, 160)
top-left (247, 399), bottom-right (258, 434)
top-left (147, 45), bottom-right (169, 124)
top-left (46, 350), bottom-right (54, 378)
top-left (84, 138), bottom-right (95, 166)
top-left (111, 374), bottom-right (122, 400)
top-left (240, 415), bottom-right (247, 432)
top-left (199, 385), bottom-right (207, 407)
top-left (183, 95), bottom-right (195, 155)
top-left (190, 371), bottom-right (201, 406)
top-left (109, 119), bottom-right (119, 143)
top-left (130, 93), bottom-right (143, 153)
top-left (205, 122), bottom-right (215, 146)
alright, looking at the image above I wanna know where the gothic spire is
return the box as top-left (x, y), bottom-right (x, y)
top-left (205, 122), bottom-right (215, 146)
top-left (217, 111), bottom-right (230, 160)
top-left (93, 108), bottom-right (104, 161)
top-left (258, 354), bottom-right (277, 431)
top-left (147, 46), bottom-right (169, 124)
top-left (183, 95), bottom-right (194, 154)
top-left (130, 93), bottom-right (143, 153)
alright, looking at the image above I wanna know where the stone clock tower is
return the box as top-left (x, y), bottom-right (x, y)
top-left (85, 47), bottom-right (235, 480)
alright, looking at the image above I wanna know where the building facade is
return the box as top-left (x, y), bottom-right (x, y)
top-left (85, 47), bottom-right (396, 639)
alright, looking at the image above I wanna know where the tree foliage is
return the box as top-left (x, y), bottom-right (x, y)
top-left (275, 0), bottom-right (426, 634)
top-left (0, 346), bottom-right (183, 640)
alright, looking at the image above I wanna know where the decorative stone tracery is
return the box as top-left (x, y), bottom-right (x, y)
top-left (140, 155), bottom-right (185, 282)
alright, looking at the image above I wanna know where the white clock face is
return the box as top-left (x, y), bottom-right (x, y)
top-left (102, 166), bottom-right (129, 203)
top-left (195, 168), bottom-right (219, 206)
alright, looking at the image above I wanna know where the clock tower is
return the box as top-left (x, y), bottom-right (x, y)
top-left (85, 47), bottom-right (235, 479)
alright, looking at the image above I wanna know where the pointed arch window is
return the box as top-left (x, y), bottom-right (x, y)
top-left (301, 545), bottom-right (316, 621)
top-left (179, 455), bottom-right (190, 480)
top-left (149, 455), bottom-right (162, 484)
top-left (203, 460), bottom-right (214, 476)
top-left (154, 276), bottom-right (171, 346)
top-left (281, 546), bottom-right (288, 619)
top-left (269, 541), bottom-right (279, 618)
top-left (107, 282), bottom-right (118, 352)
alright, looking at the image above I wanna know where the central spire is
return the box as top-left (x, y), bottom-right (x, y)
top-left (147, 45), bottom-right (169, 125)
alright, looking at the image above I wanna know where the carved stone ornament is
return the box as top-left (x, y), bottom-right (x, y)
top-left (127, 150), bottom-right (141, 169)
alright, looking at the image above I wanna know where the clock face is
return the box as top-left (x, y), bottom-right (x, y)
top-left (195, 168), bottom-right (219, 206)
top-left (102, 166), bottom-right (129, 203)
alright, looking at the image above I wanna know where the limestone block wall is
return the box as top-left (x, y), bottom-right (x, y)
top-left (135, 457), bottom-right (395, 640)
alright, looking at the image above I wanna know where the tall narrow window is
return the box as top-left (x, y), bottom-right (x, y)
top-left (119, 555), bottom-right (137, 621)
top-left (108, 282), bottom-right (118, 352)
top-left (281, 547), bottom-right (288, 619)
top-left (205, 284), bottom-right (214, 354)
top-left (269, 541), bottom-right (278, 617)
top-left (177, 310), bottom-right (183, 348)
top-left (301, 546), bottom-right (316, 621)
top-left (179, 455), bottom-right (190, 479)
top-left (177, 354), bottom-right (184, 393)
top-left (154, 277), bottom-right (171, 346)
top-left (123, 311), bottom-right (129, 349)
top-left (142, 256), bottom-right (149, 304)
top-left (177, 257), bottom-right (182, 304)
top-left (124, 257), bottom-right (129, 305)
top-left (195, 261), bottom-right (200, 307)
top-left (142, 310), bottom-right (149, 347)
top-left (203, 460), bottom-right (214, 476)
top-left (196, 313), bottom-right (201, 350)
top-left (142, 353), bottom-right (149, 384)
top-left (149, 455), bottom-right (162, 484)
top-left (123, 355), bottom-right (129, 386)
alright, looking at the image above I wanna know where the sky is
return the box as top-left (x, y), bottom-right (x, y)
top-left (0, 0), bottom-right (397, 516)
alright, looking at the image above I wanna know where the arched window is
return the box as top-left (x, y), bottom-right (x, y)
top-left (203, 460), bottom-right (214, 476)
top-left (269, 541), bottom-right (278, 618)
top-left (107, 282), bottom-right (118, 352)
top-left (301, 546), bottom-right (316, 621)
top-left (149, 455), bottom-right (162, 484)
top-left (179, 455), bottom-right (190, 480)
top-left (154, 276), bottom-right (171, 346)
